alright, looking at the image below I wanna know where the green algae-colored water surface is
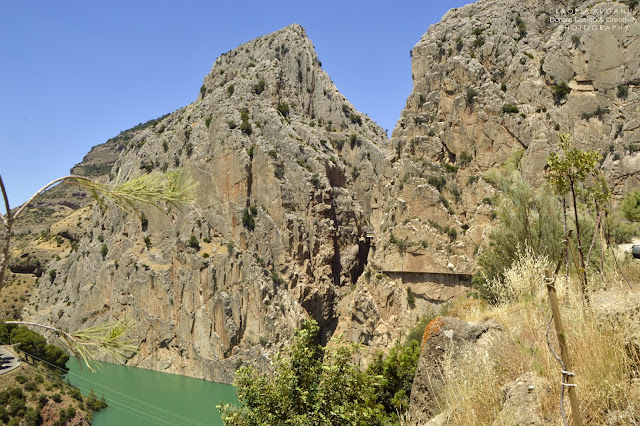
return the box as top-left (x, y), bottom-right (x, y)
top-left (66, 359), bottom-right (237, 425)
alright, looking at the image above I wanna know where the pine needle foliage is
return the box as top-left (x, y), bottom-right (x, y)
top-left (79, 169), bottom-right (197, 213)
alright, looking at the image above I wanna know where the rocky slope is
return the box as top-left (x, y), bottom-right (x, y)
top-left (371, 0), bottom-right (640, 273)
top-left (23, 24), bottom-right (391, 383)
top-left (333, 0), bottom-right (640, 358)
top-left (17, 0), bottom-right (640, 385)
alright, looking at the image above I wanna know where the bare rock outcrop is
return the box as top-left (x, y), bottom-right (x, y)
top-left (408, 316), bottom-right (501, 423)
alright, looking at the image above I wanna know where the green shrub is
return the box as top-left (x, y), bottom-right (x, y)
top-left (349, 134), bottom-right (358, 149)
top-left (219, 319), bottom-right (388, 424)
top-left (188, 235), bottom-right (200, 250)
top-left (242, 208), bottom-right (256, 231)
top-left (551, 82), bottom-right (571, 104)
top-left (366, 340), bottom-right (421, 418)
top-left (472, 171), bottom-right (563, 303)
top-left (622, 190), bottom-right (640, 222)
top-left (472, 36), bottom-right (485, 48)
top-left (100, 244), bottom-right (108, 260)
top-left (226, 84), bottom-right (234, 97)
top-left (349, 113), bottom-right (362, 125)
top-left (239, 121), bottom-right (252, 135)
top-left (227, 120), bottom-right (237, 129)
top-left (609, 216), bottom-right (637, 244)
top-left (617, 84), bottom-right (629, 99)
top-left (144, 237), bottom-right (152, 249)
top-left (515, 16), bottom-right (527, 38)
top-left (465, 87), bottom-right (478, 104)
top-left (458, 151), bottom-right (472, 166)
top-left (581, 106), bottom-right (609, 121)
top-left (427, 175), bottom-right (446, 192)
top-left (310, 173), bottom-right (320, 188)
top-left (86, 390), bottom-right (108, 412)
top-left (502, 103), bottom-right (519, 114)
top-left (406, 287), bottom-right (416, 308)
top-left (277, 102), bottom-right (290, 117)
top-left (252, 78), bottom-right (266, 95)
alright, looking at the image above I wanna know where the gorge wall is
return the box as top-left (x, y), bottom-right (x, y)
top-left (18, 0), bottom-right (640, 383)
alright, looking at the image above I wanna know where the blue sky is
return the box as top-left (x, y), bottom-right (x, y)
top-left (0, 0), bottom-right (473, 208)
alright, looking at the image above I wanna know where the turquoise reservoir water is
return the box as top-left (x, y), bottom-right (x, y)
top-left (66, 359), bottom-right (237, 426)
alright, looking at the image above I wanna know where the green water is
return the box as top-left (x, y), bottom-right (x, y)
top-left (66, 359), bottom-right (237, 426)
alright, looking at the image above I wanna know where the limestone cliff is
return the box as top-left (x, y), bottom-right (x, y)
top-left (332, 0), bottom-right (640, 361)
top-left (19, 0), bottom-right (640, 385)
top-left (368, 0), bottom-right (640, 272)
top-left (24, 24), bottom-right (389, 383)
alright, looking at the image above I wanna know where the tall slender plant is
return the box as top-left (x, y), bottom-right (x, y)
top-left (545, 133), bottom-right (600, 304)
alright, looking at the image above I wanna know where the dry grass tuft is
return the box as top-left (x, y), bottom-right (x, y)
top-left (439, 249), bottom-right (640, 424)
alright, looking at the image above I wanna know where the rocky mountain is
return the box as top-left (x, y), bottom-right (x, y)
top-left (15, 0), bottom-right (640, 386)
top-left (22, 24), bottom-right (391, 383)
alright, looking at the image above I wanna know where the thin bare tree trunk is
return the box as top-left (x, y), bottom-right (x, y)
top-left (570, 180), bottom-right (589, 305)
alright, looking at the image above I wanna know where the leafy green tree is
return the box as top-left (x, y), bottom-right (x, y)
top-left (367, 340), bottom-right (420, 418)
top-left (219, 319), bottom-right (387, 425)
top-left (545, 133), bottom-right (601, 302)
top-left (622, 189), bottom-right (640, 222)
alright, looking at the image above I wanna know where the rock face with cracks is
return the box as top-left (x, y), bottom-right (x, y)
top-left (18, 0), bottom-right (640, 386)
top-left (23, 24), bottom-right (390, 383)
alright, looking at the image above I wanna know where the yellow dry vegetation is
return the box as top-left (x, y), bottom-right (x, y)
top-left (439, 252), bottom-right (640, 424)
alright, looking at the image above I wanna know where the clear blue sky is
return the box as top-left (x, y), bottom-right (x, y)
top-left (0, 0), bottom-right (473, 208)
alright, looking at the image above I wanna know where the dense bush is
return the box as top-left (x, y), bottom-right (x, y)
top-left (472, 171), bottom-right (564, 302)
top-left (252, 79), bottom-right (266, 95)
top-left (242, 207), bottom-right (256, 231)
top-left (367, 340), bottom-right (421, 418)
top-left (219, 319), bottom-right (386, 424)
top-left (188, 235), bottom-right (200, 250)
top-left (502, 103), bottom-right (519, 114)
top-left (617, 84), bottom-right (629, 99)
top-left (551, 82), bottom-right (571, 103)
top-left (622, 189), bottom-right (640, 222)
top-left (219, 318), bottom-right (426, 424)
top-left (427, 175), bottom-right (446, 192)
top-left (277, 102), bottom-right (289, 117)
top-left (239, 121), bottom-right (252, 135)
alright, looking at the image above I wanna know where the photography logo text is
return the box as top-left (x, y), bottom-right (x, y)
top-left (549, 7), bottom-right (636, 32)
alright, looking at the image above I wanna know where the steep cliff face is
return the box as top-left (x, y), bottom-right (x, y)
top-left (24, 24), bottom-right (389, 383)
top-left (21, 0), bottom-right (640, 384)
top-left (369, 0), bottom-right (640, 271)
top-left (331, 0), bottom-right (640, 358)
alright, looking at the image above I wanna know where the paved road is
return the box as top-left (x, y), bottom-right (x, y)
top-left (0, 345), bottom-right (21, 375)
